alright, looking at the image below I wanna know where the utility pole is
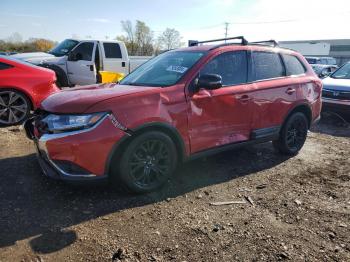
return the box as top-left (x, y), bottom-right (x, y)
top-left (224, 22), bottom-right (229, 42)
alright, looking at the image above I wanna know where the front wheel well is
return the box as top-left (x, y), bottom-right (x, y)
top-left (41, 64), bottom-right (69, 87)
top-left (106, 124), bottom-right (186, 175)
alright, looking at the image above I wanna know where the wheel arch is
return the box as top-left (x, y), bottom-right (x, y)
top-left (41, 64), bottom-right (69, 87)
top-left (0, 86), bottom-right (34, 110)
top-left (105, 122), bottom-right (187, 176)
top-left (282, 103), bottom-right (312, 129)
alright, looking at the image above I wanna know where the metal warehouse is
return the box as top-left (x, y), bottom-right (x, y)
top-left (280, 39), bottom-right (350, 66)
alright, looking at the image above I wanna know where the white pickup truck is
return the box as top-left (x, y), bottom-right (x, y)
top-left (11, 39), bottom-right (151, 87)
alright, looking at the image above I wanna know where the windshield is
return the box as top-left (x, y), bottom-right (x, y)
top-left (48, 39), bottom-right (79, 57)
top-left (330, 63), bottom-right (350, 79)
top-left (120, 51), bottom-right (206, 87)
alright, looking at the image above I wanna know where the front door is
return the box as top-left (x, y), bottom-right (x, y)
top-left (67, 41), bottom-right (97, 85)
top-left (187, 50), bottom-right (254, 153)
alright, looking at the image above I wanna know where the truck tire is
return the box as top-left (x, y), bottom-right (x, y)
top-left (41, 64), bottom-right (69, 88)
top-left (53, 68), bottom-right (69, 88)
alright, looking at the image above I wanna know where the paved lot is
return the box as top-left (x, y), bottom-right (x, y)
top-left (0, 115), bottom-right (349, 261)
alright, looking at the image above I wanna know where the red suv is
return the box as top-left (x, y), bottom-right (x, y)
top-left (25, 37), bottom-right (322, 193)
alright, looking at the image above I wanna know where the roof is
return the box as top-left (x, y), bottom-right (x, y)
top-left (176, 45), bottom-right (217, 51)
top-left (305, 56), bottom-right (336, 59)
top-left (67, 38), bottom-right (123, 43)
top-left (176, 44), bottom-right (296, 54)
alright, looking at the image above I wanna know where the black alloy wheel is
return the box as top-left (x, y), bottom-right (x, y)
top-left (117, 131), bottom-right (177, 193)
top-left (273, 112), bottom-right (308, 155)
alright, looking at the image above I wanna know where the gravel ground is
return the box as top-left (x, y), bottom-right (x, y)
top-left (0, 114), bottom-right (349, 262)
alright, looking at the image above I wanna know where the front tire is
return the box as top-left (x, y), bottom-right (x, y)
top-left (273, 112), bottom-right (308, 155)
top-left (116, 131), bottom-right (178, 194)
top-left (55, 70), bottom-right (69, 88)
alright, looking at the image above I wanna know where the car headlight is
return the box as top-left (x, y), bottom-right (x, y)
top-left (42, 112), bottom-right (107, 133)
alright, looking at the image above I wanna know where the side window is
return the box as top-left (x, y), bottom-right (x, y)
top-left (282, 54), bottom-right (306, 76)
top-left (71, 42), bottom-right (94, 61)
top-left (200, 51), bottom-right (248, 86)
top-left (252, 52), bottom-right (284, 81)
top-left (0, 62), bottom-right (13, 70)
top-left (103, 43), bottom-right (122, 58)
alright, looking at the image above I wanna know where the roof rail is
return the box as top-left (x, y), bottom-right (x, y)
top-left (188, 36), bottom-right (248, 47)
top-left (250, 40), bottom-right (279, 47)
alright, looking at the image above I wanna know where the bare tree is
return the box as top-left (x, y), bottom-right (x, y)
top-left (120, 20), bottom-right (137, 55)
top-left (117, 20), bottom-right (154, 56)
top-left (7, 32), bottom-right (23, 43)
top-left (135, 20), bottom-right (154, 56)
top-left (158, 28), bottom-right (182, 50)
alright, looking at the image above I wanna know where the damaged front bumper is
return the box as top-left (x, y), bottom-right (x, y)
top-left (23, 114), bottom-right (127, 183)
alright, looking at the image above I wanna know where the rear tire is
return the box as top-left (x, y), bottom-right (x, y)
top-left (0, 89), bottom-right (31, 126)
top-left (273, 112), bottom-right (308, 155)
top-left (114, 131), bottom-right (178, 194)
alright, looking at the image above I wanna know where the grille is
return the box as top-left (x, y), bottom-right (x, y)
top-left (322, 89), bottom-right (350, 100)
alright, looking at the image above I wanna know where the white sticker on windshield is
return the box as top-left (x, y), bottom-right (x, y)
top-left (166, 65), bottom-right (188, 73)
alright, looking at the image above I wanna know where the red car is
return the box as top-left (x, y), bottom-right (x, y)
top-left (0, 56), bottom-right (59, 126)
top-left (25, 37), bottom-right (322, 193)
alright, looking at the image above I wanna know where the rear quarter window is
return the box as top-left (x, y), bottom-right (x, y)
top-left (282, 54), bottom-right (306, 76)
top-left (103, 43), bottom-right (122, 58)
top-left (0, 62), bottom-right (13, 70)
top-left (251, 51), bottom-right (284, 81)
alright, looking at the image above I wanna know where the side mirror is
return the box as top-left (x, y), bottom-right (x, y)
top-left (197, 74), bottom-right (222, 90)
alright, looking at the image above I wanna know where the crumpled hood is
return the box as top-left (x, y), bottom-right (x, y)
top-left (322, 77), bottom-right (350, 91)
top-left (40, 83), bottom-right (158, 113)
top-left (11, 52), bottom-right (60, 65)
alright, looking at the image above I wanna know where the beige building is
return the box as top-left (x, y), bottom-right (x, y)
top-left (280, 39), bottom-right (350, 66)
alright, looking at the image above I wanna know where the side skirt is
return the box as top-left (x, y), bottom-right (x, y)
top-left (186, 126), bottom-right (280, 161)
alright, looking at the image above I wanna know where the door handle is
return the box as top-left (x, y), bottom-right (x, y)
top-left (237, 94), bottom-right (250, 102)
top-left (86, 65), bottom-right (94, 71)
top-left (286, 88), bottom-right (296, 95)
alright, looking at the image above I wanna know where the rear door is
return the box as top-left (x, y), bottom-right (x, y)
top-left (66, 41), bottom-right (97, 85)
top-left (248, 51), bottom-right (300, 130)
top-left (187, 50), bottom-right (254, 153)
top-left (101, 42), bottom-right (128, 74)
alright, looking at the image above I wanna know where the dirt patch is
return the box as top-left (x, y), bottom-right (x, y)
top-left (0, 116), bottom-right (349, 261)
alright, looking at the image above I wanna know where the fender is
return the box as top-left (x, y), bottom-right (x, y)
top-left (282, 102), bottom-right (312, 128)
top-left (41, 63), bottom-right (70, 87)
top-left (104, 122), bottom-right (187, 176)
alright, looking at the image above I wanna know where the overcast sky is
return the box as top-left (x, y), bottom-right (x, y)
top-left (1, 0), bottom-right (350, 43)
